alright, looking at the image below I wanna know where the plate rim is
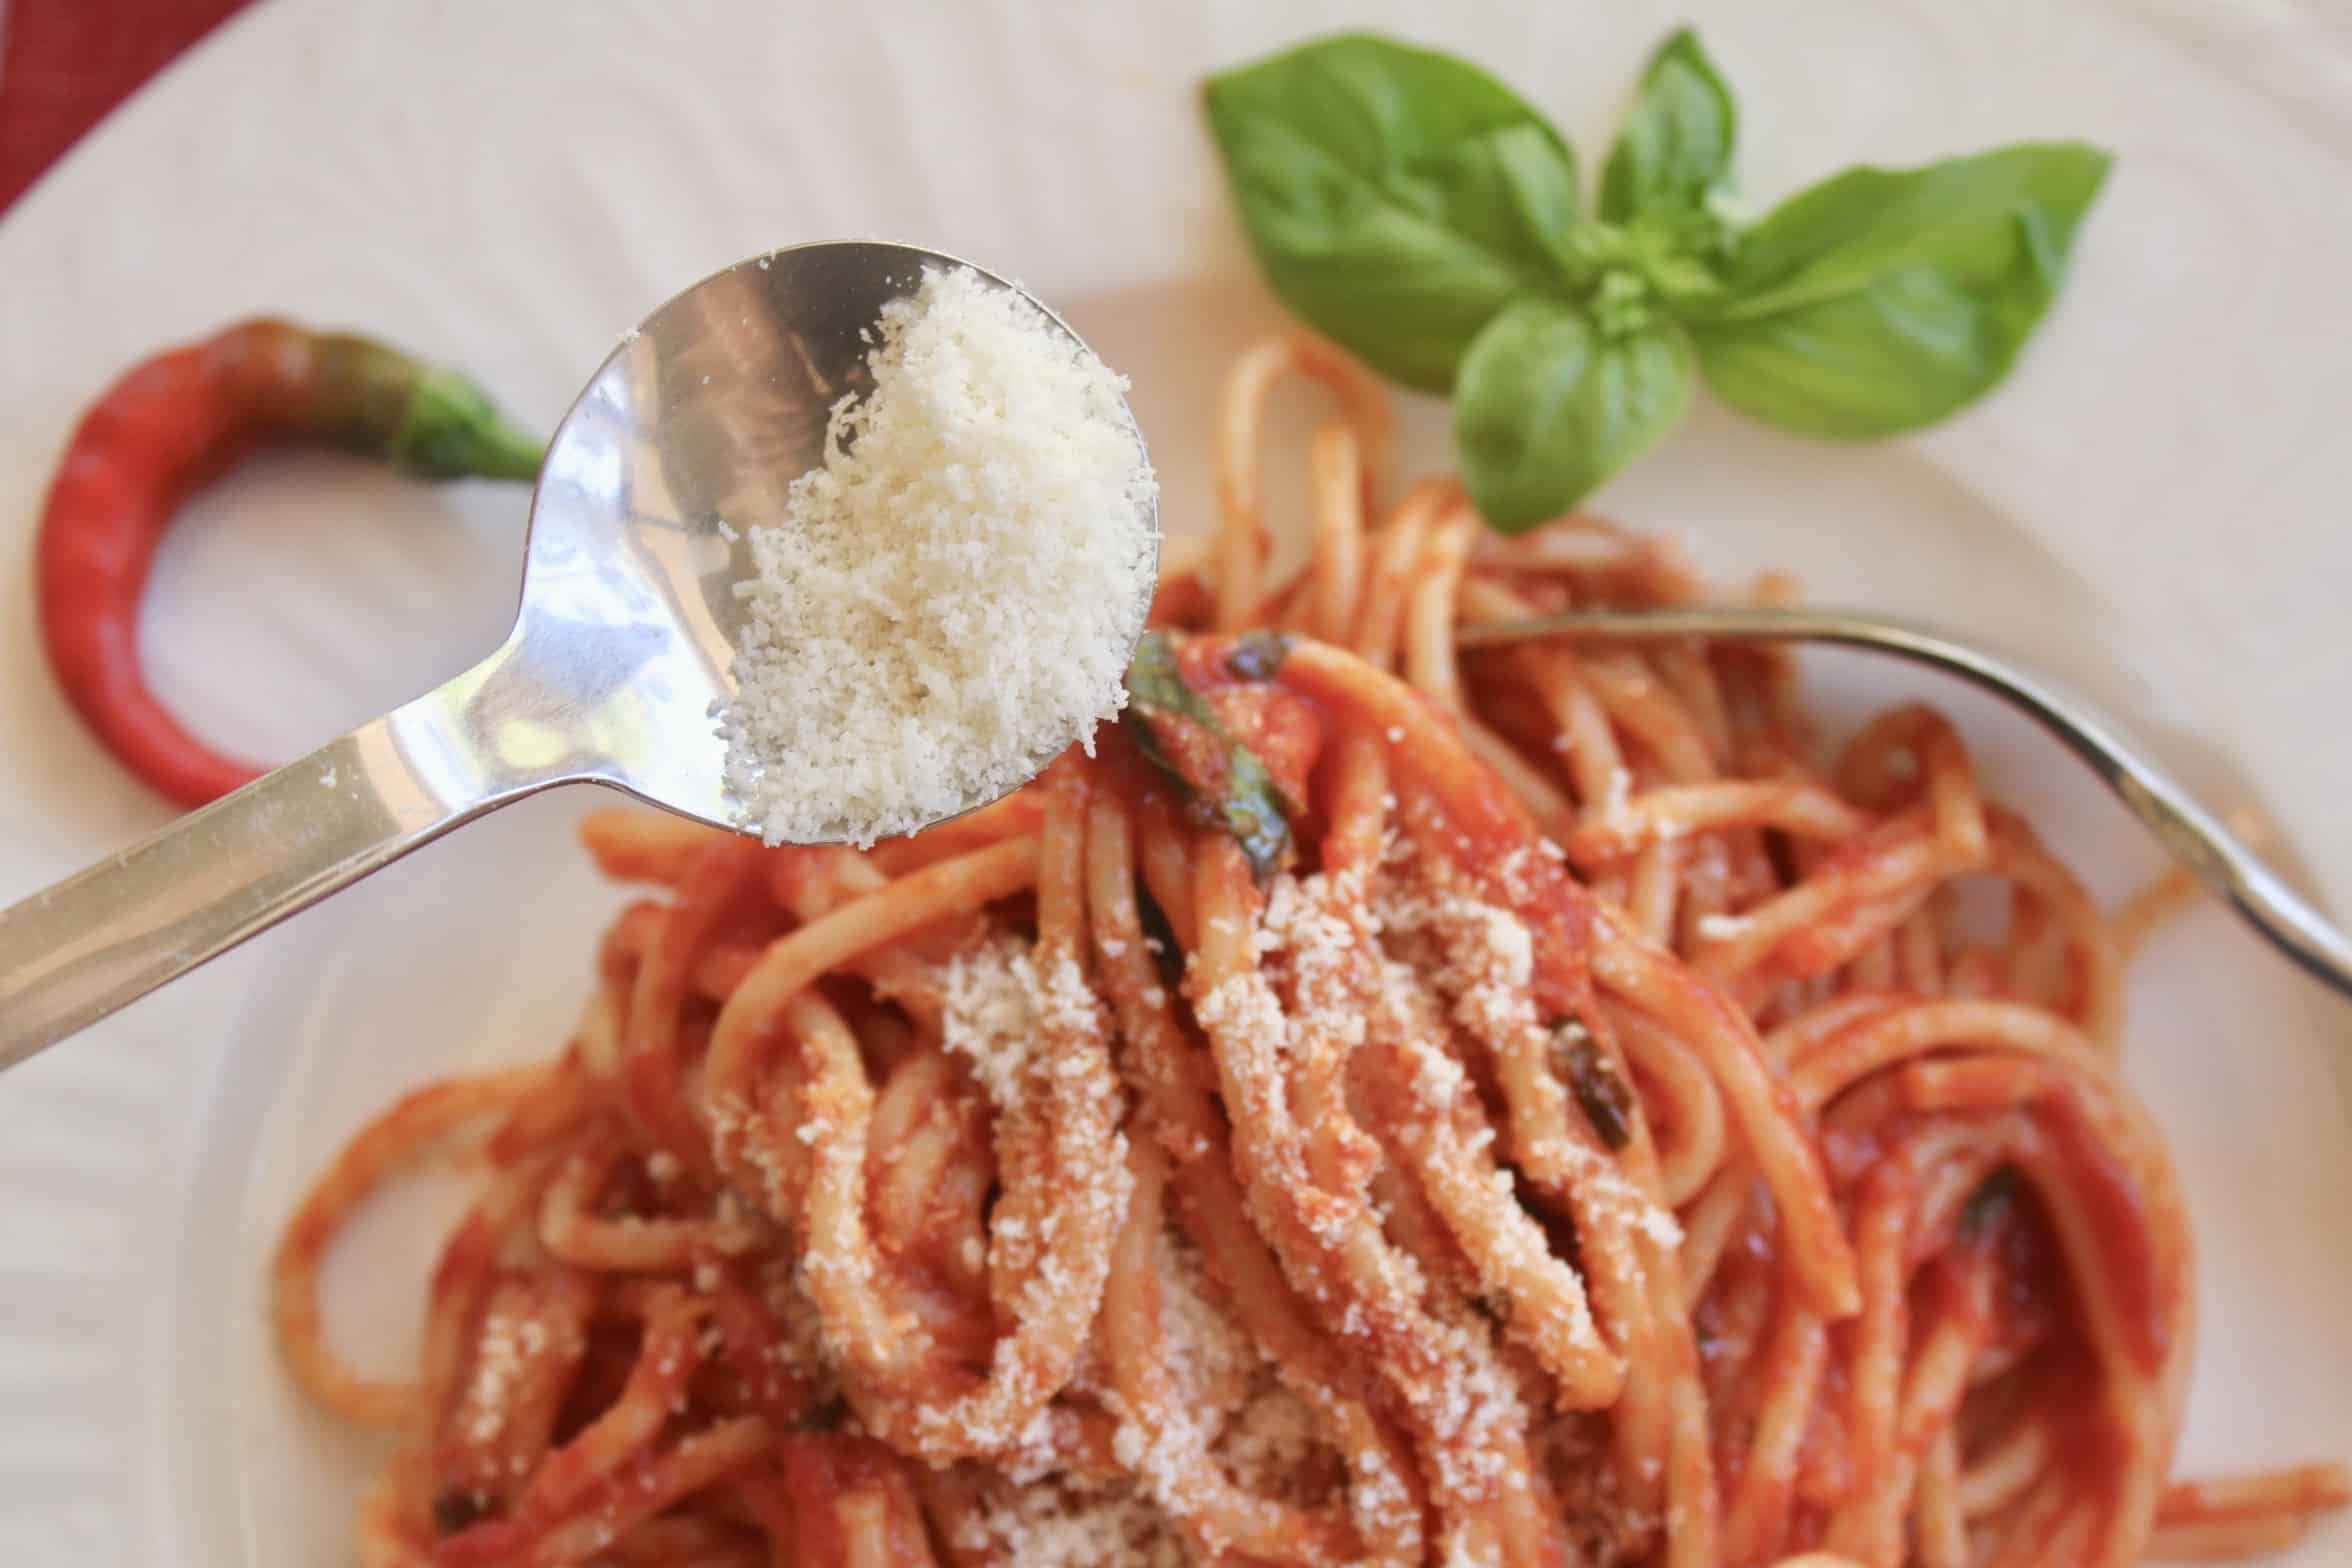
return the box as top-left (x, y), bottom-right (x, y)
top-left (0, 4), bottom-right (2347, 1566)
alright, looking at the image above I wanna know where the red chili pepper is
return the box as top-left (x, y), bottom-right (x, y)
top-left (34, 319), bottom-right (544, 808)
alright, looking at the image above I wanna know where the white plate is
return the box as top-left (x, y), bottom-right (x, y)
top-left (0, 2), bottom-right (2348, 1563)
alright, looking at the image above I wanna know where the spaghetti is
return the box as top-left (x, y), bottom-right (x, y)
top-left (274, 331), bottom-right (2348, 1567)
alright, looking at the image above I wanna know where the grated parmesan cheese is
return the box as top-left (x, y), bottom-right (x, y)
top-left (1154, 1228), bottom-right (1256, 1416)
top-left (1213, 1383), bottom-right (1322, 1492)
top-left (718, 264), bottom-right (1158, 847)
top-left (942, 936), bottom-right (1098, 1109)
top-left (973, 1474), bottom-right (1186, 1568)
top-left (458, 1306), bottom-right (541, 1447)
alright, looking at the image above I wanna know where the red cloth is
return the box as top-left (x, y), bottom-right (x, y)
top-left (0, 0), bottom-right (257, 212)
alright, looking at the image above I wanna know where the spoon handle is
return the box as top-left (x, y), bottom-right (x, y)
top-left (0, 668), bottom-right (541, 1071)
top-left (1458, 605), bottom-right (2352, 1003)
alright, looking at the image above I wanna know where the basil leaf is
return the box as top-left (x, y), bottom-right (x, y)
top-left (1204, 740), bottom-right (1294, 883)
top-left (1124, 631), bottom-right (1296, 879)
top-left (1132, 878), bottom-right (1188, 987)
top-left (1126, 630), bottom-right (1221, 729)
top-left (1454, 296), bottom-right (1693, 531)
top-left (1960, 1166), bottom-right (2022, 1239)
top-left (1599, 28), bottom-right (1738, 226)
top-left (1202, 33), bottom-right (1582, 391)
top-left (1223, 630), bottom-right (1295, 682)
top-left (1689, 143), bottom-right (2110, 437)
top-left (1550, 1017), bottom-right (1634, 1151)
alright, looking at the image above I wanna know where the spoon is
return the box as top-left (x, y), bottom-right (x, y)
top-left (1460, 605), bottom-right (2352, 1002)
top-left (0, 240), bottom-right (1158, 1071)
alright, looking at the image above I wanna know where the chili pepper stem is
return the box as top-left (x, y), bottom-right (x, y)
top-left (393, 368), bottom-right (545, 482)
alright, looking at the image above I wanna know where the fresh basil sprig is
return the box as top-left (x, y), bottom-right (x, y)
top-left (1202, 29), bottom-right (2110, 530)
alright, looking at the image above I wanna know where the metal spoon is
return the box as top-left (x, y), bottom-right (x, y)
top-left (0, 240), bottom-right (1158, 1070)
top-left (1458, 605), bottom-right (2352, 1002)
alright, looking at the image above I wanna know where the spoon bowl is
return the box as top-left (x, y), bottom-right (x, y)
top-left (0, 241), bottom-right (1156, 1069)
top-left (429, 239), bottom-right (1149, 828)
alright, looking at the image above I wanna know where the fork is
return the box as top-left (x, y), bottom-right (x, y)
top-left (1457, 605), bottom-right (2352, 1002)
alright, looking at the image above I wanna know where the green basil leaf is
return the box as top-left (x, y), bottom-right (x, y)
top-left (1689, 143), bottom-right (2110, 437)
top-left (1125, 630), bottom-right (1220, 729)
top-left (1455, 297), bottom-right (1693, 531)
top-left (1131, 877), bottom-right (1188, 987)
top-left (1123, 631), bottom-right (1297, 879)
top-left (1599, 28), bottom-right (1738, 226)
top-left (1550, 1017), bottom-right (1634, 1151)
top-left (1960, 1166), bottom-right (2022, 1239)
top-left (1202, 33), bottom-right (1582, 391)
top-left (1223, 630), bottom-right (1295, 682)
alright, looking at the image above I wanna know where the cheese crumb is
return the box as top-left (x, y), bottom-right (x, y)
top-left (975, 1475), bottom-right (1184, 1568)
top-left (459, 1308), bottom-right (527, 1445)
top-left (718, 264), bottom-right (1158, 846)
top-left (943, 936), bottom-right (1097, 1109)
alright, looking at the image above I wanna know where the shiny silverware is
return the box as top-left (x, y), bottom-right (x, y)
top-left (1457, 605), bottom-right (2352, 1002)
top-left (0, 241), bottom-right (1157, 1071)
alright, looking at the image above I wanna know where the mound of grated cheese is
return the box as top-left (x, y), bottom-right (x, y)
top-left (718, 264), bottom-right (1158, 846)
